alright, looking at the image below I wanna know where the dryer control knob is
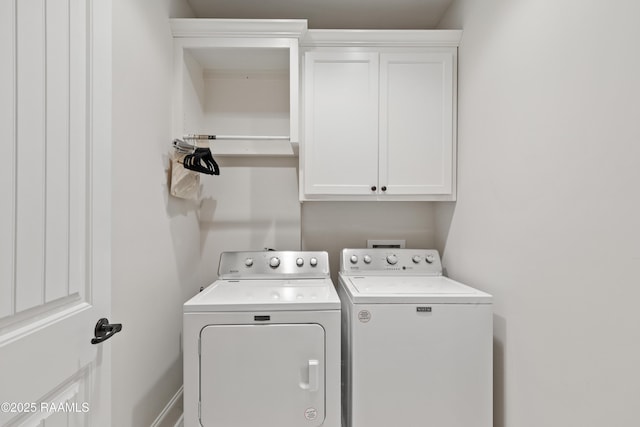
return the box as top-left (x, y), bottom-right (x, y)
top-left (309, 257), bottom-right (318, 267)
top-left (245, 258), bottom-right (254, 267)
top-left (425, 254), bottom-right (435, 264)
top-left (350, 255), bottom-right (359, 264)
top-left (269, 257), bottom-right (280, 268)
top-left (363, 255), bottom-right (372, 264)
top-left (296, 257), bottom-right (304, 267)
top-left (386, 254), bottom-right (398, 265)
top-left (412, 255), bottom-right (422, 264)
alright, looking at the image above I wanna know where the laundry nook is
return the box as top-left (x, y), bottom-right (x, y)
top-left (1, 1), bottom-right (639, 427)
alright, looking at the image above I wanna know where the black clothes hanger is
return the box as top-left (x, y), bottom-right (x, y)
top-left (182, 147), bottom-right (220, 176)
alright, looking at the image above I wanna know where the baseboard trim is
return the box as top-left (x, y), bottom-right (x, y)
top-left (150, 385), bottom-right (183, 427)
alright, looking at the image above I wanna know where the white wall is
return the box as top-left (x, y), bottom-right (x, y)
top-left (437, 1), bottom-right (640, 426)
top-left (112, 1), bottom-right (195, 426)
top-left (303, 202), bottom-right (438, 283)
top-left (197, 156), bottom-right (302, 265)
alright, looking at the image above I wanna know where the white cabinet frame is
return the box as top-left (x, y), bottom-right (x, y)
top-left (299, 30), bottom-right (461, 201)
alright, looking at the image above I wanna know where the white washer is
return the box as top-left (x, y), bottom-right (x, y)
top-left (183, 251), bottom-right (341, 427)
top-left (338, 249), bottom-right (493, 427)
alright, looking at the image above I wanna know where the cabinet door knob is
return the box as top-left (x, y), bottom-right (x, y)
top-left (371, 186), bottom-right (377, 191)
top-left (381, 186), bottom-right (387, 192)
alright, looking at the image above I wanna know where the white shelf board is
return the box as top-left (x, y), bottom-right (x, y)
top-left (209, 140), bottom-right (298, 157)
top-left (171, 19), bottom-right (308, 39)
top-left (301, 29), bottom-right (462, 47)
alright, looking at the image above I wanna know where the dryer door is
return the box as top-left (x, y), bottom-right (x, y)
top-left (199, 323), bottom-right (326, 427)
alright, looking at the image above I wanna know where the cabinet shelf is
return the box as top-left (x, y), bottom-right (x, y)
top-left (209, 139), bottom-right (298, 157)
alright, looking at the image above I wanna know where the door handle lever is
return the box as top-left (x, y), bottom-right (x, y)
top-left (91, 318), bottom-right (123, 344)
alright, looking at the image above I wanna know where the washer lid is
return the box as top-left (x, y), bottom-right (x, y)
top-left (341, 275), bottom-right (492, 304)
top-left (184, 278), bottom-right (341, 312)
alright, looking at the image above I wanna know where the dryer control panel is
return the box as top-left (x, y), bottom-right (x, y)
top-left (340, 248), bottom-right (443, 276)
top-left (218, 251), bottom-right (330, 279)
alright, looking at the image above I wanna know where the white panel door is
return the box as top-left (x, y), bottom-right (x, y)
top-left (379, 52), bottom-right (455, 195)
top-left (303, 52), bottom-right (379, 195)
top-left (200, 324), bottom-right (326, 427)
top-left (0, 1), bottom-right (112, 426)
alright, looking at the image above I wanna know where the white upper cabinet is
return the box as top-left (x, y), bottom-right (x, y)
top-left (171, 19), bottom-right (307, 156)
top-left (300, 30), bottom-right (461, 201)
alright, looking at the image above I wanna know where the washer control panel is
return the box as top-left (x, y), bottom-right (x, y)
top-left (218, 251), bottom-right (329, 279)
top-left (340, 248), bottom-right (442, 275)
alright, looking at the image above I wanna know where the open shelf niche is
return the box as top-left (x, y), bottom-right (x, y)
top-left (171, 19), bottom-right (307, 156)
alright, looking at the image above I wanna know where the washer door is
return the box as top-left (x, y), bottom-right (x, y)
top-left (199, 324), bottom-right (326, 427)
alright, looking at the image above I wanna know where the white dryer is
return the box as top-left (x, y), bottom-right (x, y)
top-left (183, 251), bottom-right (341, 427)
top-left (338, 248), bottom-right (493, 427)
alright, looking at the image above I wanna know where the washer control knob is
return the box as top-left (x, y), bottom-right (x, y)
top-left (350, 255), bottom-right (359, 264)
top-left (269, 257), bottom-right (280, 268)
top-left (296, 257), bottom-right (304, 267)
top-left (363, 255), bottom-right (372, 264)
top-left (245, 258), bottom-right (254, 267)
top-left (412, 255), bottom-right (422, 264)
top-left (425, 254), bottom-right (435, 264)
top-left (309, 257), bottom-right (318, 267)
top-left (386, 254), bottom-right (398, 265)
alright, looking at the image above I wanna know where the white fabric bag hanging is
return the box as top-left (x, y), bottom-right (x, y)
top-left (170, 151), bottom-right (200, 200)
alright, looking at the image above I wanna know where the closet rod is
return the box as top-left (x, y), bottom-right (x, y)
top-left (184, 134), bottom-right (290, 141)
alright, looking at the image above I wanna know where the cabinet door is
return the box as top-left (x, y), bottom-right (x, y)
top-left (304, 52), bottom-right (379, 195)
top-left (379, 52), bottom-right (455, 195)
